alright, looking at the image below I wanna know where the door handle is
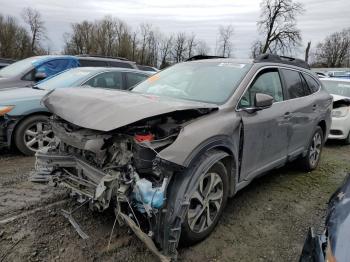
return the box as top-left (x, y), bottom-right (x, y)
top-left (312, 104), bottom-right (317, 111)
top-left (284, 112), bottom-right (292, 119)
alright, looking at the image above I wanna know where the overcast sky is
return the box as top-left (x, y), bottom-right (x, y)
top-left (1, 0), bottom-right (349, 58)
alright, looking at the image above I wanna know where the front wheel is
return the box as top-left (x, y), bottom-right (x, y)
top-left (14, 115), bottom-right (54, 156)
top-left (180, 151), bottom-right (229, 245)
top-left (299, 126), bottom-right (324, 171)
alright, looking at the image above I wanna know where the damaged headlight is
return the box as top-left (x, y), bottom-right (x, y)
top-left (332, 107), bottom-right (349, 118)
top-left (0, 105), bottom-right (15, 116)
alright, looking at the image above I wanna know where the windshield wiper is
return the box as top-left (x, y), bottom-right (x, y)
top-left (32, 85), bottom-right (45, 90)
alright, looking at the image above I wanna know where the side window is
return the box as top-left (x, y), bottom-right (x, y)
top-left (22, 69), bottom-right (35, 81)
top-left (79, 59), bottom-right (109, 67)
top-left (110, 61), bottom-right (133, 69)
top-left (125, 73), bottom-right (148, 89)
top-left (303, 74), bottom-right (320, 94)
top-left (281, 69), bottom-right (310, 99)
top-left (239, 69), bottom-right (283, 108)
top-left (84, 72), bottom-right (123, 89)
top-left (299, 74), bottom-right (312, 96)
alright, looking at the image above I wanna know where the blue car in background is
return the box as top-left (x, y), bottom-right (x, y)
top-left (0, 55), bottom-right (80, 89)
top-left (0, 67), bottom-right (152, 155)
top-left (0, 55), bottom-right (139, 89)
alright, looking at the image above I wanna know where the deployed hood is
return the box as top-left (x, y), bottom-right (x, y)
top-left (43, 88), bottom-right (218, 131)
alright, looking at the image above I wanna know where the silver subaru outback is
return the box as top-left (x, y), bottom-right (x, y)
top-left (33, 54), bottom-right (332, 261)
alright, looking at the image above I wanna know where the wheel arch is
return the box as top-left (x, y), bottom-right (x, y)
top-left (317, 120), bottom-right (327, 138)
top-left (184, 136), bottom-right (238, 197)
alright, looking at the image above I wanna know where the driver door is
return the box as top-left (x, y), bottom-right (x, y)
top-left (238, 68), bottom-right (290, 181)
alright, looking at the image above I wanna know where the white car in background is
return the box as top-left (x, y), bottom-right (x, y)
top-left (321, 78), bottom-right (350, 144)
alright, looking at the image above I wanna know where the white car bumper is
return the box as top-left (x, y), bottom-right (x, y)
top-left (328, 115), bottom-right (350, 140)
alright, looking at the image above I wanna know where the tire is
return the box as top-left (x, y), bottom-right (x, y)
top-left (344, 131), bottom-right (350, 145)
top-left (178, 150), bottom-right (229, 246)
top-left (14, 115), bottom-right (54, 156)
top-left (299, 126), bottom-right (324, 172)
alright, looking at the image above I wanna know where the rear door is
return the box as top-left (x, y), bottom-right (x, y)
top-left (279, 69), bottom-right (317, 157)
top-left (238, 68), bottom-right (290, 181)
top-left (83, 71), bottom-right (124, 89)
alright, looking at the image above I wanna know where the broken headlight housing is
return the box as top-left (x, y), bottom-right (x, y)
top-left (332, 107), bottom-right (349, 118)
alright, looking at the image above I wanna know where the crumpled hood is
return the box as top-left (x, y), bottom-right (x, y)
top-left (43, 88), bottom-right (218, 131)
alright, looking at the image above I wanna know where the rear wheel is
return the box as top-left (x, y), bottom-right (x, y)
top-left (299, 126), bottom-right (324, 171)
top-left (14, 115), bottom-right (54, 156)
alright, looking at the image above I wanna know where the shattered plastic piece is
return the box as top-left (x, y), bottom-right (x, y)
top-left (133, 178), bottom-right (167, 213)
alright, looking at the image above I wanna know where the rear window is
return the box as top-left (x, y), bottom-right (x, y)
top-left (79, 59), bottom-right (109, 67)
top-left (281, 69), bottom-right (310, 99)
top-left (303, 74), bottom-right (320, 93)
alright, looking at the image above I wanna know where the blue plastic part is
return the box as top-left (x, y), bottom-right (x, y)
top-left (133, 178), bottom-right (165, 212)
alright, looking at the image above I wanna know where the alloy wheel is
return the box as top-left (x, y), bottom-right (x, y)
top-left (23, 121), bottom-right (54, 152)
top-left (187, 172), bottom-right (224, 233)
top-left (309, 132), bottom-right (322, 167)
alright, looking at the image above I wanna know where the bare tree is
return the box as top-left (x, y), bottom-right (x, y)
top-left (0, 14), bottom-right (31, 59)
top-left (159, 35), bottom-right (173, 69)
top-left (196, 40), bottom-right (210, 56)
top-left (21, 7), bottom-right (46, 55)
top-left (252, 0), bottom-right (304, 56)
top-left (173, 32), bottom-right (187, 62)
top-left (187, 33), bottom-right (197, 58)
top-left (305, 41), bottom-right (311, 63)
top-left (217, 25), bottom-right (234, 57)
top-left (314, 28), bottom-right (350, 67)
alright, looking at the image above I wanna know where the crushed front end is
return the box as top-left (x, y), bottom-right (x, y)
top-left (32, 114), bottom-right (193, 261)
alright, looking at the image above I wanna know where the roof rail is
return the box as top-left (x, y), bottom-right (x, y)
top-left (75, 54), bottom-right (130, 61)
top-left (0, 58), bottom-right (16, 63)
top-left (254, 53), bottom-right (310, 69)
top-left (186, 55), bottom-right (226, 62)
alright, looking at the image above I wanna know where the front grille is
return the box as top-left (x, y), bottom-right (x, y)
top-left (330, 130), bottom-right (343, 135)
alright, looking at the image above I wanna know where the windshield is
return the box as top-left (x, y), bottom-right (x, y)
top-left (0, 57), bottom-right (38, 78)
top-left (132, 61), bottom-right (251, 104)
top-left (36, 68), bottom-right (92, 90)
top-left (322, 80), bottom-right (350, 98)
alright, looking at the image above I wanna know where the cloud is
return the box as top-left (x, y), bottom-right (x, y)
top-left (0, 0), bottom-right (349, 58)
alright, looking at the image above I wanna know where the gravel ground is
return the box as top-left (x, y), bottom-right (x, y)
top-left (0, 142), bottom-right (349, 262)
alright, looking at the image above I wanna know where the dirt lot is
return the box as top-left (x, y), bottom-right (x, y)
top-left (0, 143), bottom-right (349, 262)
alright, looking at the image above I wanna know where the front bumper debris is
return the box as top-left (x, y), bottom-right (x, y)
top-left (31, 149), bottom-right (173, 262)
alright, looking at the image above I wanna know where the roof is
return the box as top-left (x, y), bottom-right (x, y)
top-left (187, 54), bottom-right (311, 70)
top-left (67, 66), bottom-right (153, 75)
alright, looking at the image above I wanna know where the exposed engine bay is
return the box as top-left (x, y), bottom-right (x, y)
top-left (32, 109), bottom-right (212, 261)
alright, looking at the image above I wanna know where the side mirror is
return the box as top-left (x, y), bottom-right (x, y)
top-left (254, 93), bottom-right (273, 109)
top-left (34, 71), bottom-right (47, 82)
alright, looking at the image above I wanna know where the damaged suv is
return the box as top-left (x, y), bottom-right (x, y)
top-left (32, 54), bottom-right (332, 261)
